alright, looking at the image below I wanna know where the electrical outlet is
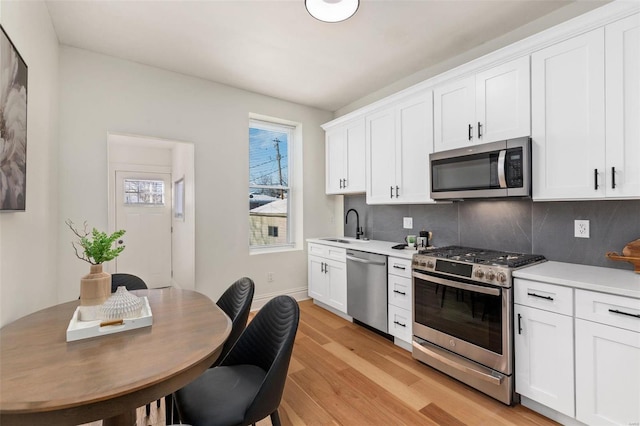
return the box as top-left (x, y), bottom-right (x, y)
top-left (574, 220), bottom-right (590, 238)
top-left (403, 217), bottom-right (413, 229)
top-left (267, 272), bottom-right (274, 282)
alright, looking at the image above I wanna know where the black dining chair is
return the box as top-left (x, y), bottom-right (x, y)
top-left (165, 277), bottom-right (255, 424)
top-left (111, 273), bottom-right (148, 293)
top-left (110, 273), bottom-right (158, 416)
top-left (173, 295), bottom-right (299, 426)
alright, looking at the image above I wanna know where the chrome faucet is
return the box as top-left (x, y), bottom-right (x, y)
top-left (345, 208), bottom-right (364, 239)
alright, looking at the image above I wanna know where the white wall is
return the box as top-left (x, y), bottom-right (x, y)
top-left (171, 142), bottom-right (195, 289)
top-left (58, 47), bottom-right (336, 305)
top-left (0, 0), bottom-right (60, 327)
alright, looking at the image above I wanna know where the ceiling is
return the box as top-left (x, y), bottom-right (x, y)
top-left (45, 0), bottom-right (607, 112)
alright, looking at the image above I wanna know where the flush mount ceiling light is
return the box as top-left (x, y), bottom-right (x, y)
top-left (305, 0), bottom-right (359, 23)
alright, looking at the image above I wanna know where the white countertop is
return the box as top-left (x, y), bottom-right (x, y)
top-left (513, 261), bottom-right (640, 299)
top-left (306, 237), bottom-right (420, 260)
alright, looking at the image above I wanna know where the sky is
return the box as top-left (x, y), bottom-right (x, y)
top-left (249, 126), bottom-right (289, 188)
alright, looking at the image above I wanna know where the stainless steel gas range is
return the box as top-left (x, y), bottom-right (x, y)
top-left (411, 246), bottom-right (546, 405)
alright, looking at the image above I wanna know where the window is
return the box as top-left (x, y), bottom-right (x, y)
top-left (124, 179), bottom-right (165, 205)
top-left (249, 118), bottom-right (293, 249)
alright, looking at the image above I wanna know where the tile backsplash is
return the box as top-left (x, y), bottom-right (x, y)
top-left (344, 195), bottom-right (640, 271)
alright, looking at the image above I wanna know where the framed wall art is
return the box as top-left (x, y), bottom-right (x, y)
top-left (0, 24), bottom-right (28, 211)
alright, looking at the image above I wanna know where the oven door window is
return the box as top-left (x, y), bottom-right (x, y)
top-left (414, 276), bottom-right (503, 354)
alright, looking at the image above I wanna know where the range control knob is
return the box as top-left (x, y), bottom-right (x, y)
top-left (426, 260), bottom-right (435, 269)
top-left (497, 272), bottom-right (507, 284)
top-left (487, 270), bottom-right (496, 281)
top-left (419, 261), bottom-right (427, 267)
top-left (474, 269), bottom-right (485, 279)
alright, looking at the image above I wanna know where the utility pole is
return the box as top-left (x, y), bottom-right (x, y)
top-left (273, 138), bottom-right (284, 199)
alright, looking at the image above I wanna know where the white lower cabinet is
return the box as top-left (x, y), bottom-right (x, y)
top-left (308, 243), bottom-right (347, 313)
top-left (514, 280), bottom-right (574, 417)
top-left (387, 256), bottom-right (413, 346)
top-left (574, 290), bottom-right (640, 426)
top-left (514, 279), bottom-right (640, 425)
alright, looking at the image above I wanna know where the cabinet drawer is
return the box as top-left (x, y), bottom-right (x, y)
top-left (308, 243), bottom-right (346, 262)
top-left (388, 305), bottom-right (412, 343)
top-left (388, 257), bottom-right (412, 279)
top-left (576, 290), bottom-right (640, 332)
top-left (514, 279), bottom-right (573, 316)
top-left (388, 274), bottom-right (412, 311)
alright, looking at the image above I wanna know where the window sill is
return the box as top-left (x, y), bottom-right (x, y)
top-left (249, 244), bottom-right (301, 255)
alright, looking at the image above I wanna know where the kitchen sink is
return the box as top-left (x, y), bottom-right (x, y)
top-left (321, 237), bottom-right (370, 244)
top-left (321, 238), bottom-right (351, 244)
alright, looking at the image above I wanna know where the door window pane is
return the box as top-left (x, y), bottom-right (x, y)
top-left (124, 179), bottom-right (165, 205)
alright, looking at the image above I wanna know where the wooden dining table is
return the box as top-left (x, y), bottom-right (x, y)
top-left (0, 288), bottom-right (231, 426)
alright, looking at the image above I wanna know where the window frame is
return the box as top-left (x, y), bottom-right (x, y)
top-left (249, 116), bottom-right (300, 253)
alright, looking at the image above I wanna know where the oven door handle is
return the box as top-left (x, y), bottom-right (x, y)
top-left (412, 340), bottom-right (503, 386)
top-left (412, 271), bottom-right (501, 297)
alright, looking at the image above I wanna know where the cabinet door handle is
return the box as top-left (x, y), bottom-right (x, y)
top-left (390, 186), bottom-right (394, 198)
top-left (477, 122), bottom-right (482, 138)
top-left (396, 186), bottom-right (400, 198)
top-left (468, 124), bottom-right (473, 141)
top-left (611, 167), bottom-right (616, 189)
top-left (393, 320), bottom-right (407, 328)
top-left (594, 169), bottom-right (599, 190)
top-left (393, 289), bottom-right (406, 295)
top-left (339, 179), bottom-right (343, 189)
top-left (393, 265), bottom-right (406, 270)
top-left (517, 313), bottom-right (523, 334)
top-left (343, 178), bottom-right (347, 188)
top-left (320, 262), bottom-right (324, 273)
top-left (527, 292), bottom-right (554, 301)
top-left (609, 309), bottom-right (640, 319)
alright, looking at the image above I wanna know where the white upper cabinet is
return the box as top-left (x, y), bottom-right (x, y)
top-left (434, 56), bottom-right (530, 152)
top-left (325, 118), bottom-right (365, 194)
top-left (605, 13), bottom-right (640, 198)
top-left (532, 28), bottom-right (606, 200)
top-left (475, 56), bottom-right (531, 144)
top-left (533, 17), bottom-right (640, 201)
top-left (366, 90), bottom-right (434, 204)
top-left (433, 76), bottom-right (476, 151)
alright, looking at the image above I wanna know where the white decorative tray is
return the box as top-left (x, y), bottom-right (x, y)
top-left (66, 297), bottom-right (153, 342)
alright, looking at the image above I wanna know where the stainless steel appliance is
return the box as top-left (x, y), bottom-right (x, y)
top-left (346, 249), bottom-right (388, 333)
top-left (430, 137), bottom-right (531, 200)
top-left (411, 246), bottom-right (546, 404)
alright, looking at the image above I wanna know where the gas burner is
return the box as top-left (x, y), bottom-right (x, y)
top-left (414, 245), bottom-right (546, 287)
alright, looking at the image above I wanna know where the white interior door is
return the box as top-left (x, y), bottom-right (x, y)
top-left (115, 171), bottom-right (172, 288)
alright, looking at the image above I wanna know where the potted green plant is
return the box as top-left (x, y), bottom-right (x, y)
top-left (66, 220), bottom-right (126, 321)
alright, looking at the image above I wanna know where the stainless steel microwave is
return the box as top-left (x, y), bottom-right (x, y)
top-left (430, 137), bottom-right (531, 200)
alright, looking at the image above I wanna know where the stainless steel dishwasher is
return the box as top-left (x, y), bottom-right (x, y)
top-left (346, 249), bottom-right (388, 333)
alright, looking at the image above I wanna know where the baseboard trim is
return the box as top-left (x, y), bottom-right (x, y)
top-left (251, 286), bottom-right (310, 311)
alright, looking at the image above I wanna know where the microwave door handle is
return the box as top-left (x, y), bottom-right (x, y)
top-left (497, 150), bottom-right (507, 188)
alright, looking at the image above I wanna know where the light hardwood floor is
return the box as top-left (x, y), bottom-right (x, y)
top-left (89, 299), bottom-right (558, 426)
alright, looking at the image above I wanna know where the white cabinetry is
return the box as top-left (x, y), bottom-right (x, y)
top-left (387, 256), bottom-right (413, 345)
top-left (605, 13), bottom-right (640, 198)
top-left (513, 279), bottom-right (575, 417)
top-left (325, 118), bottom-right (366, 194)
top-left (366, 91), bottom-right (434, 204)
top-left (308, 243), bottom-right (347, 313)
top-left (533, 15), bottom-right (640, 200)
top-left (575, 290), bottom-right (640, 426)
top-left (434, 56), bottom-right (530, 152)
